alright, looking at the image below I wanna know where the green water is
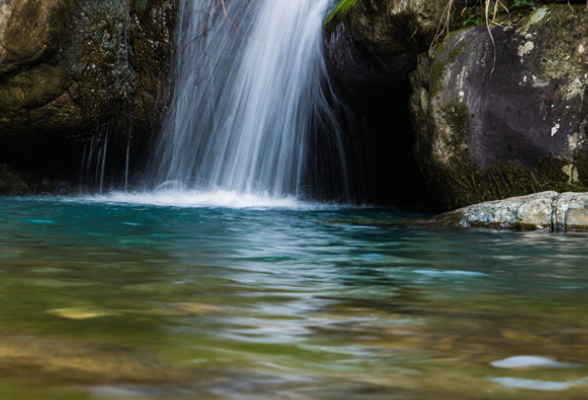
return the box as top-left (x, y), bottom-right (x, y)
top-left (1, 194), bottom-right (588, 399)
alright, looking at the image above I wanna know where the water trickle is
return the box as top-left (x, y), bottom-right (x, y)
top-left (99, 130), bottom-right (109, 195)
top-left (80, 124), bottom-right (109, 193)
top-left (151, 0), bottom-right (347, 200)
top-left (79, 3), bottom-right (136, 194)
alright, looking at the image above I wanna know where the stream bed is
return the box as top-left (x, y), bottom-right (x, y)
top-left (0, 193), bottom-right (587, 399)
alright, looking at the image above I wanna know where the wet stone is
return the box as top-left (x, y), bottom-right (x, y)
top-left (351, 191), bottom-right (588, 231)
top-left (434, 191), bottom-right (588, 231)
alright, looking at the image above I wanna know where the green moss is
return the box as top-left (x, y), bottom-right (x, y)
top-left (574, 150), bottom-right (588, 186)
top-left (429, 152), bottom-right (587, 210)
top-left (324, 0), bottom-right (355, 36)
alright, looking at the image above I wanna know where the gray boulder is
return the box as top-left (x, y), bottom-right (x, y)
top-left (433, 191), bottom-right (588, 232)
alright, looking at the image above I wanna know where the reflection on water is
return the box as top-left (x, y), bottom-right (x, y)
top-left (0, 195), bottom-right (587, 399)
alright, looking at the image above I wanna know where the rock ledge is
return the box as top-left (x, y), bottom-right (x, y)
top-left (434, 191), bottom-right (588, 231)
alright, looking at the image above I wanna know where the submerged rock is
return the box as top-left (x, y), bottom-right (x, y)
top-left (411, 5), bottom-right (588, 209)
top-left (0, 0), bottom-right (175, 192)
top-left (0, 332), bottom-right (188, 384)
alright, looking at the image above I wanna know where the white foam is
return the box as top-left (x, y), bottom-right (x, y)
top-left (81, 189), bottom-right (327, 210)
top-left (491, 356), bottom-right (574, 369)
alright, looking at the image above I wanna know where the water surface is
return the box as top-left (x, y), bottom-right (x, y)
top-left (0, 194), bottom-right (587, 399)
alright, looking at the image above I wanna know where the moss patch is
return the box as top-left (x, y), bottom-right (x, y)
top-left (427, 152), bottom-right (588, 210)
top-left (324, 0), bottom-right (355, 36)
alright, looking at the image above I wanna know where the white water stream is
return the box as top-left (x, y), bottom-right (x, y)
top-left (151, 0), bottom-right (347, 200)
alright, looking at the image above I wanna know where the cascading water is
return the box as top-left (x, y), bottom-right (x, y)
top-left (150, 0), bottom-right (348, 200)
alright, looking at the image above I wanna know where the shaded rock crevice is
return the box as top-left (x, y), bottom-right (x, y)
top-left (322, 0), bottom-right (474, 205)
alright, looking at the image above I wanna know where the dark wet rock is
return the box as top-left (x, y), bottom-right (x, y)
top-left (411, 5), bottom-right (588, 210)
top-left (0, 0), bottom-right (176, 192)
top-left (0, 163), bottom-right (80, 195)
top-left (0, 164), bottom-right (30, 195)
top-left (323, 0), bottom-right (472, 96)
top-left (322, 0), bottom-right (476, 205)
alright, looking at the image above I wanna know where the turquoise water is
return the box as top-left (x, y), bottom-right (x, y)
top-left (1, 194), bottom-right (588, 399)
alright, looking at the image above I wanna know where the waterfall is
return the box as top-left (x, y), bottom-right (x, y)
top-left (150, 0), bottom-right (348, 200)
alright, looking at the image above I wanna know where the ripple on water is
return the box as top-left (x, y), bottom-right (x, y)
top-left (491, 356), bottom-right (579, 369)
top-left (488, 377), bottom-right (573, 391)
top-left (1, 195), bottom-right (588, 399)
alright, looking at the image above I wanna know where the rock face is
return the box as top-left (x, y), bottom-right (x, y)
top-left (433, 191), bottom-right (588, 232)
top-left (323, 0), bottom-right (475, 204)
top-left (323, 0), bottom-right (470, 96)
top-left (324, 0), bottom-right (588, 209)
top-left (411, 5), bottom-right (588, 209)
top-left (0, 0), bottom-right (175, 193)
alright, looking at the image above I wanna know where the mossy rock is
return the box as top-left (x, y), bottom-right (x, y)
top-left (324, 0), bottom-right (355, 36)
top-left (411, 5), bottom-right (588, 210)
top-left (0, 0), bottom-right (176, 190)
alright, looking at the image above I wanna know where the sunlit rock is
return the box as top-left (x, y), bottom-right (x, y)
top-left (433, 191), bottom-right (588, 231)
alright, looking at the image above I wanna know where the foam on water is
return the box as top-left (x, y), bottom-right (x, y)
top-left (81, 189), bottom-right (328, 210)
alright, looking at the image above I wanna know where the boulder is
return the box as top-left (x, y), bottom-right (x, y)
top-left (433, 191), bottom-right (588, 232)
top-left (323, 0), bottom-right (473, 96)
top-left (348, 190), bottom-right (588, 232)
top-left (411, 4), bottom-right (588, 210)
top-left (0, 0), bottom-right (176, 193)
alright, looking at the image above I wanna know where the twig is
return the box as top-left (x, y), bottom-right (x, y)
top-left (431, 0), bottom-right (454, 49)
top-left (220, 0), bottom-right (247, 36)
top-left (484, 0), bottom-right (498, 74)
